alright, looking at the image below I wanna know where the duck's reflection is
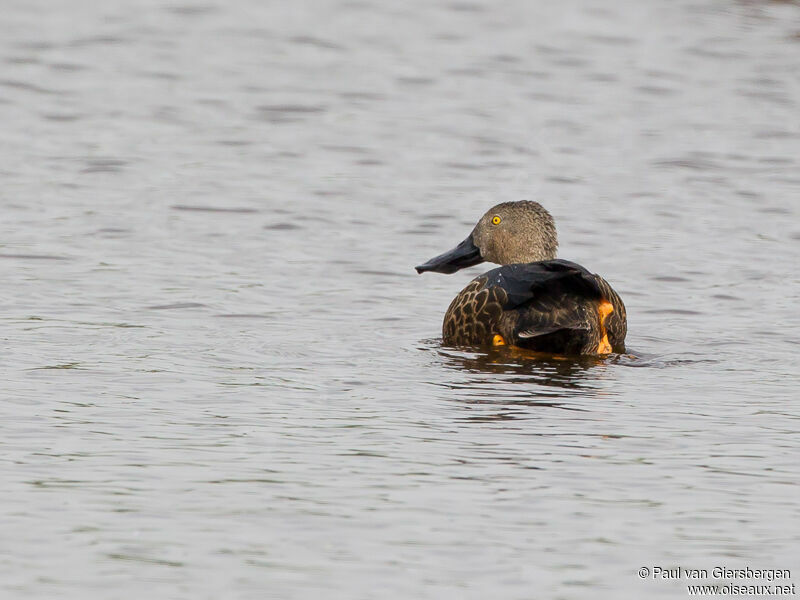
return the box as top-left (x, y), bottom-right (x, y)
top-left (438, 345), bottom-right (606, 384)
top-left (421, 339), bottom-right (617, 418)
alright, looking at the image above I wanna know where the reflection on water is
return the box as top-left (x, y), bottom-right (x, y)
top-left (430, 340), bottom-right (609, 391)
top-left (418, 340), bottom-right (616, 421)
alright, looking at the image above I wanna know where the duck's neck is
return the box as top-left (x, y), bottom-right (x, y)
top-left (498, 242), bottom-right (557, 265)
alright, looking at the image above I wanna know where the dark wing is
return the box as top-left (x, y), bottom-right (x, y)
top-left (484, 260), bottom-right (606, 310)
top-left (483, 261), bottom-right (608, 350)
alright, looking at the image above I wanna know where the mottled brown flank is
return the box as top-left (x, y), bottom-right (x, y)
top-left (442, 277), bottom-right (507, 345)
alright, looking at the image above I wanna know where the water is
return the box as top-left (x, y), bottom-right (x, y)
top-left (2, 0), bottom-right (799, 598)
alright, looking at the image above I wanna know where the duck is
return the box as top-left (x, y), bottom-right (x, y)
top-left (415, 201), bottom-right (627, 355)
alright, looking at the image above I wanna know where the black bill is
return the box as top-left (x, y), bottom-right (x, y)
top-left (415, 234), bottom-right (484, 274)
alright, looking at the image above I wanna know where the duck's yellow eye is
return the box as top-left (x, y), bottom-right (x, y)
top-left (491, 215), bottom-right (502, 225)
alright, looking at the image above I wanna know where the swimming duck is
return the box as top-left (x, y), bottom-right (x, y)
top-left (416, 201), bottom-right (626, 355)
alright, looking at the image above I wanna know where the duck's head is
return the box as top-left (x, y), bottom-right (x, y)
top-left (415, 200), bottom-right (558, 274)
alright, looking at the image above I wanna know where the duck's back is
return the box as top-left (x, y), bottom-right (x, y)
top-left (442, 260), bottom-right (626, 354)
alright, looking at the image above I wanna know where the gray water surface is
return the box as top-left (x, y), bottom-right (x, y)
top-left (2, 0), bottom-right (800, 598)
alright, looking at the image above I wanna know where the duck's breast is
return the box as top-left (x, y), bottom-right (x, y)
top-left (442, 276), bottom-right (506, 346)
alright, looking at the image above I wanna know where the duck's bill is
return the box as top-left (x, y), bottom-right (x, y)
top-left (415, 234), bottom-right (484, 274)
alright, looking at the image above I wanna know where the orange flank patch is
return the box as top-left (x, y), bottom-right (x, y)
top-left (596, 300), bottom-right (614, 354)
top-left (597, 333), bottom-right (612, 354)
top-left (598, 300), bottom-right (614, 322)
top-left (492, 334), bottom-right (506, 346)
